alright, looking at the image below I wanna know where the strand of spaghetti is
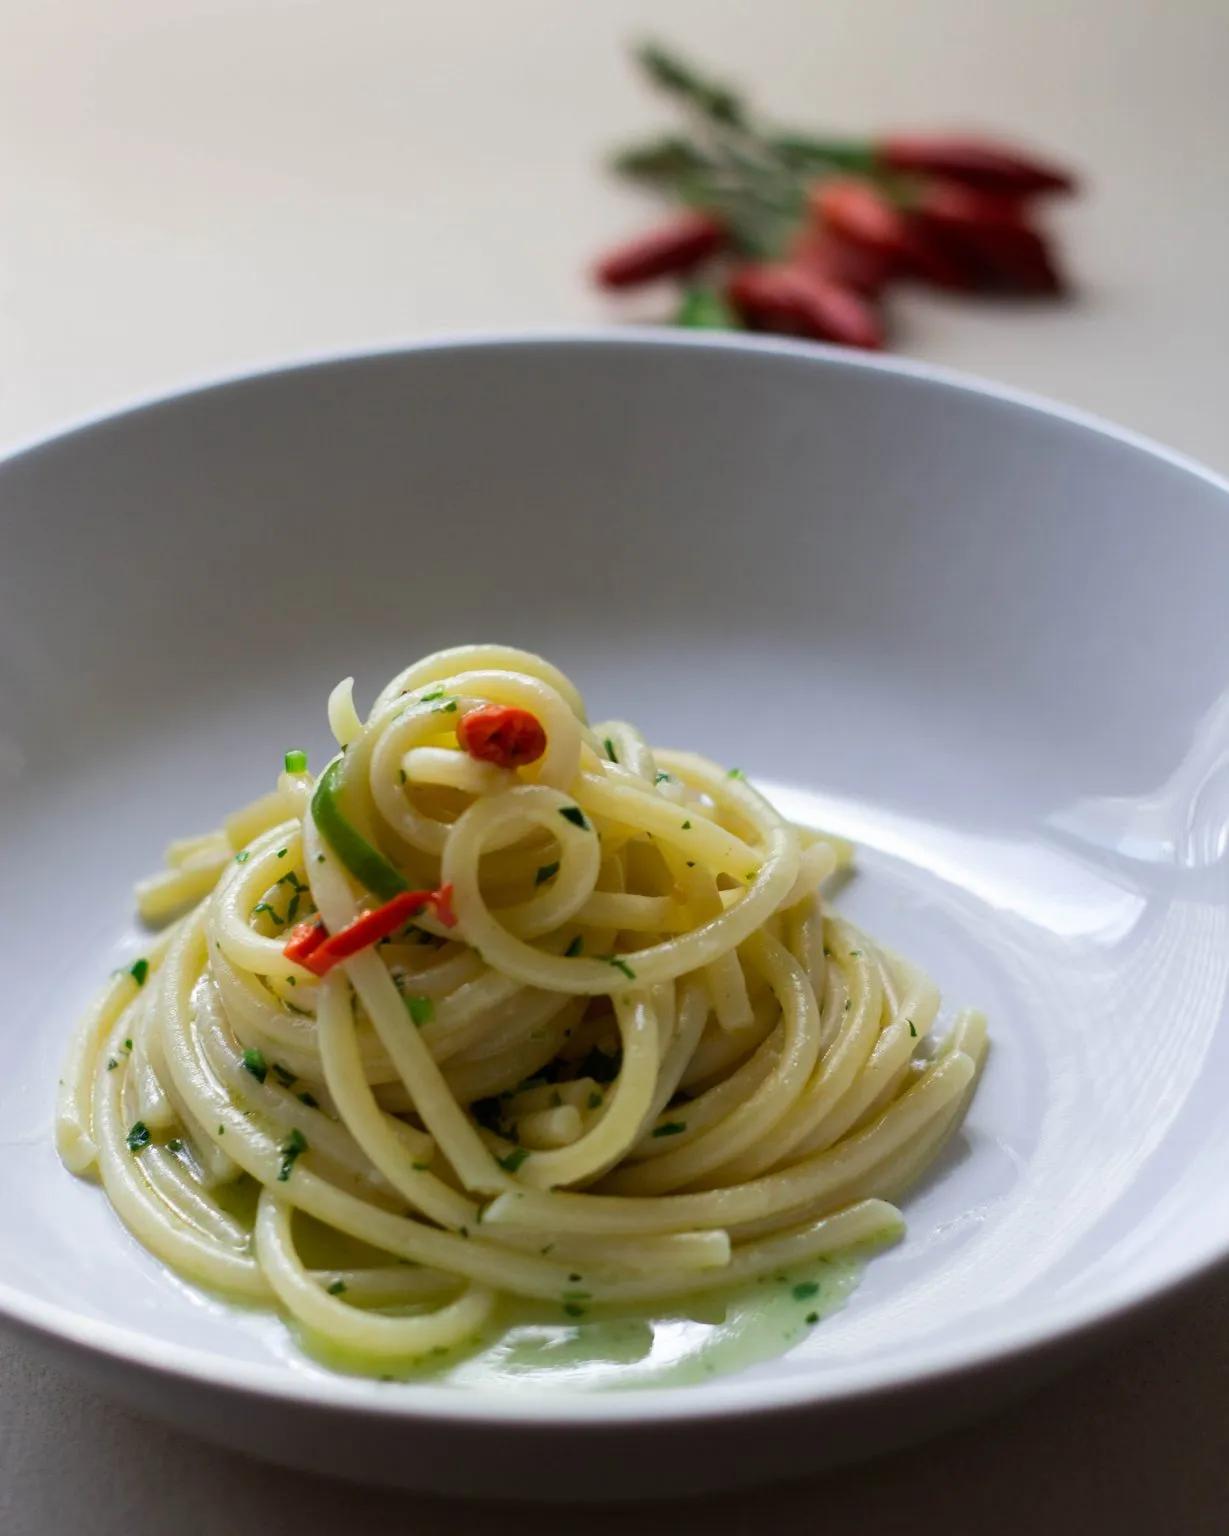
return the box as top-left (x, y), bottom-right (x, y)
top-left (92, 947), bottom-right (267, 1297)
top-left (481, 1051), bottom-right (975, 1237)
top-left (303, 813), bottom-right (510, 1195)
top-left (509, 990), bottom-right (660, 1191)
top-left (315, 972), bottom-right (478, 1228)
top-left (372, 644), bottom-right (586, 721)
top-left (601, 932), bottom-right (822, 1194)
top-left (255, 1192), bottom-right (494, 1358)
top-left (444, 797), bottom-right (799, 994)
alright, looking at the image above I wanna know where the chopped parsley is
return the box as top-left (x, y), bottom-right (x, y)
top-left (167, 1138), bottom-right (183, 1153)
top-left (564, 935), bottom-right (583, 958)
top-left (587, 1090), bottom-right (602, 1110)
top-left (277, 1127), bottom-right (308, 1181)
top-left (534, 861), bottom-right (560, 886)
top-left (420, 685), bottom-right (446, 703)
top-left (792, 1281), bottom-right (820, 1301)
top-left (908, 1019), bottom-right (917, 1038)
top-left (297, 1090), bottom-right (319, 1109)
top-left (235, 850), bottom-right (251, 864)
top-left (568, 1272), bottom-right (583, 1282)
top-left (604, 955), bottom-right (636, 980)
top-left (105, 1057), bottom-right (119, 1072)
top-left (805, 1311), bottom-right (819, 1325)
top-left (499, 1146), bottom-right (529, 1174)
top-left (271, 1062), bottom-right (297, 1088)
top-left (406, 994), bottom-right (434, 1027)
top-left (123, 1038), bottom-right (133, 1052)
top-left (251, 901), bottom-right (285, 928)
top-left (563, 1302), bottom-right (586, 1318)
top-left (277, 848), bottom-right (287, 859)
top-left (434, 698), bottom-right (458, 713)
top-left (727, 767), bottom-right (745, 780)
top-left (130, 958), bottom-right (149, 987)
top-left (559, 805), bottom-right (589, 830)
top-left (681, 820), bottom-right (692, 830)
top-left (654, 771), bottom-right (671, 784)
top-left (604, 737), bottom-right (618, 763)
top-left (284, 749), bottom-right (308, 773)
top-left (126, 1121), bottom-right (151, 1153)
top-left (849, 949), bottom-right (862, 957)
top-left (326, 1279), bottom-right (347, 1296)
top-left (652, 1121), bottom-right (687, 1138)
top-left (242, 1047), bottom-right (268, 1084)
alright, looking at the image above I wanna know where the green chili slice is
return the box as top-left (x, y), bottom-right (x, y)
top-left (311, 758), bottom-right (408, 902)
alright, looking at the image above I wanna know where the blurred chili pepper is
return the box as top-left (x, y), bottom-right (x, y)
top-left (879, 133), bottom-right (1076, 196)
top-left (790, 226), bottom-right (895, 296)
top-left (809, 177), bottom-right (974, 290)
top-left (907, 181), bottom-right (1065, 292)
top-left (809, 179), bottom-right (911, 262)
top-left (727, 263), bottom-right (883, 349)
top-left (593, 210), bottom-right (725, 288)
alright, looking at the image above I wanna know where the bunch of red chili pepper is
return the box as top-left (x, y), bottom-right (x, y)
top-left (592, 43), bottom-right (1079, 350)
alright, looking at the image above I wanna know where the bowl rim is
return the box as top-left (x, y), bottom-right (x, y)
top-left (4, 326), bottom-right (1228, 1428)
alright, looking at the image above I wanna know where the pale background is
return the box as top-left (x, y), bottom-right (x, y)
top-left (2, 1), bottom-right (1228, 1531)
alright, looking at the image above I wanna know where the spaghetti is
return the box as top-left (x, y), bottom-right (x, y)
top-left (57, 644), bottom-right (986, 1372)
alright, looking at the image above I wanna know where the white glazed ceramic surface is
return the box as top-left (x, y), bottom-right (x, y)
top-left (2, 334), bottom-right (1228, 1500)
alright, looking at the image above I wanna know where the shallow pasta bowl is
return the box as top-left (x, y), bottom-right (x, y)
top-left (2, 332), bottom-right (1229, 1500)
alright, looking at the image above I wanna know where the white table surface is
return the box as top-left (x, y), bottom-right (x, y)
top-left (3, 2), bottom-right (1228, 1531)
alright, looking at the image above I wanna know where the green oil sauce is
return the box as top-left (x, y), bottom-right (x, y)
top-left (300, 1247), bottom-right (872, 1392)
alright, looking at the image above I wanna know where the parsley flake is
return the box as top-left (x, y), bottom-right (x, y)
top-left (604, 737), bottom-right (618, 763)
top-left (587, 1090), bottom-right (602, 1109)
top-left (327, 1279), bottom-right (347, 1296)
top-left (106, 1057), bottom-right (119, 1072)
top-left (908, 1019), bottom-right (917, 1038)
top-left (130, 958), bottom-right (149, 987)
top-left (499, 1146), bottom-right (529, 1174)
top-left (235, 850), bottom-right (251, 863)
top-left (792, 1281), bottom-right (820, 1301)
top-left (564, 935), bottom-right (583, 957)
top-left (406, 994), bottom-right (434, 1027)
top-left (271, 1062), bottom-right (296, 1088)
top-left (167, 1138), bottom-right (183, 1153)
top-left (535, 861), bottom-right (560, 886)
top-left (605, 955), bottom-right (636, 980)
top-left (727, 767), bottom-right (745, 780)
top-left (559, 805), bottom-right (589, 830)
top-left (420, 686), bottom-right (445, 703)
top-left (277, 1127), bottom-right (308, 1181)
top-left (652, 1121), bottom-right (687, 1138)
top-left (242, 1047), bottom-right (268, 1084)
top-left (126, 1121), bottom-right (151, 1153)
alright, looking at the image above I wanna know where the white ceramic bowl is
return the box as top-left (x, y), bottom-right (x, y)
top-left (3, 333), bottom-right (1228, 1501)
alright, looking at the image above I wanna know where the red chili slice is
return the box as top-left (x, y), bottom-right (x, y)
top-left (283, 883), bottom-right (457, 977)
top-left (457, 705), bottom-right (547, 769)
